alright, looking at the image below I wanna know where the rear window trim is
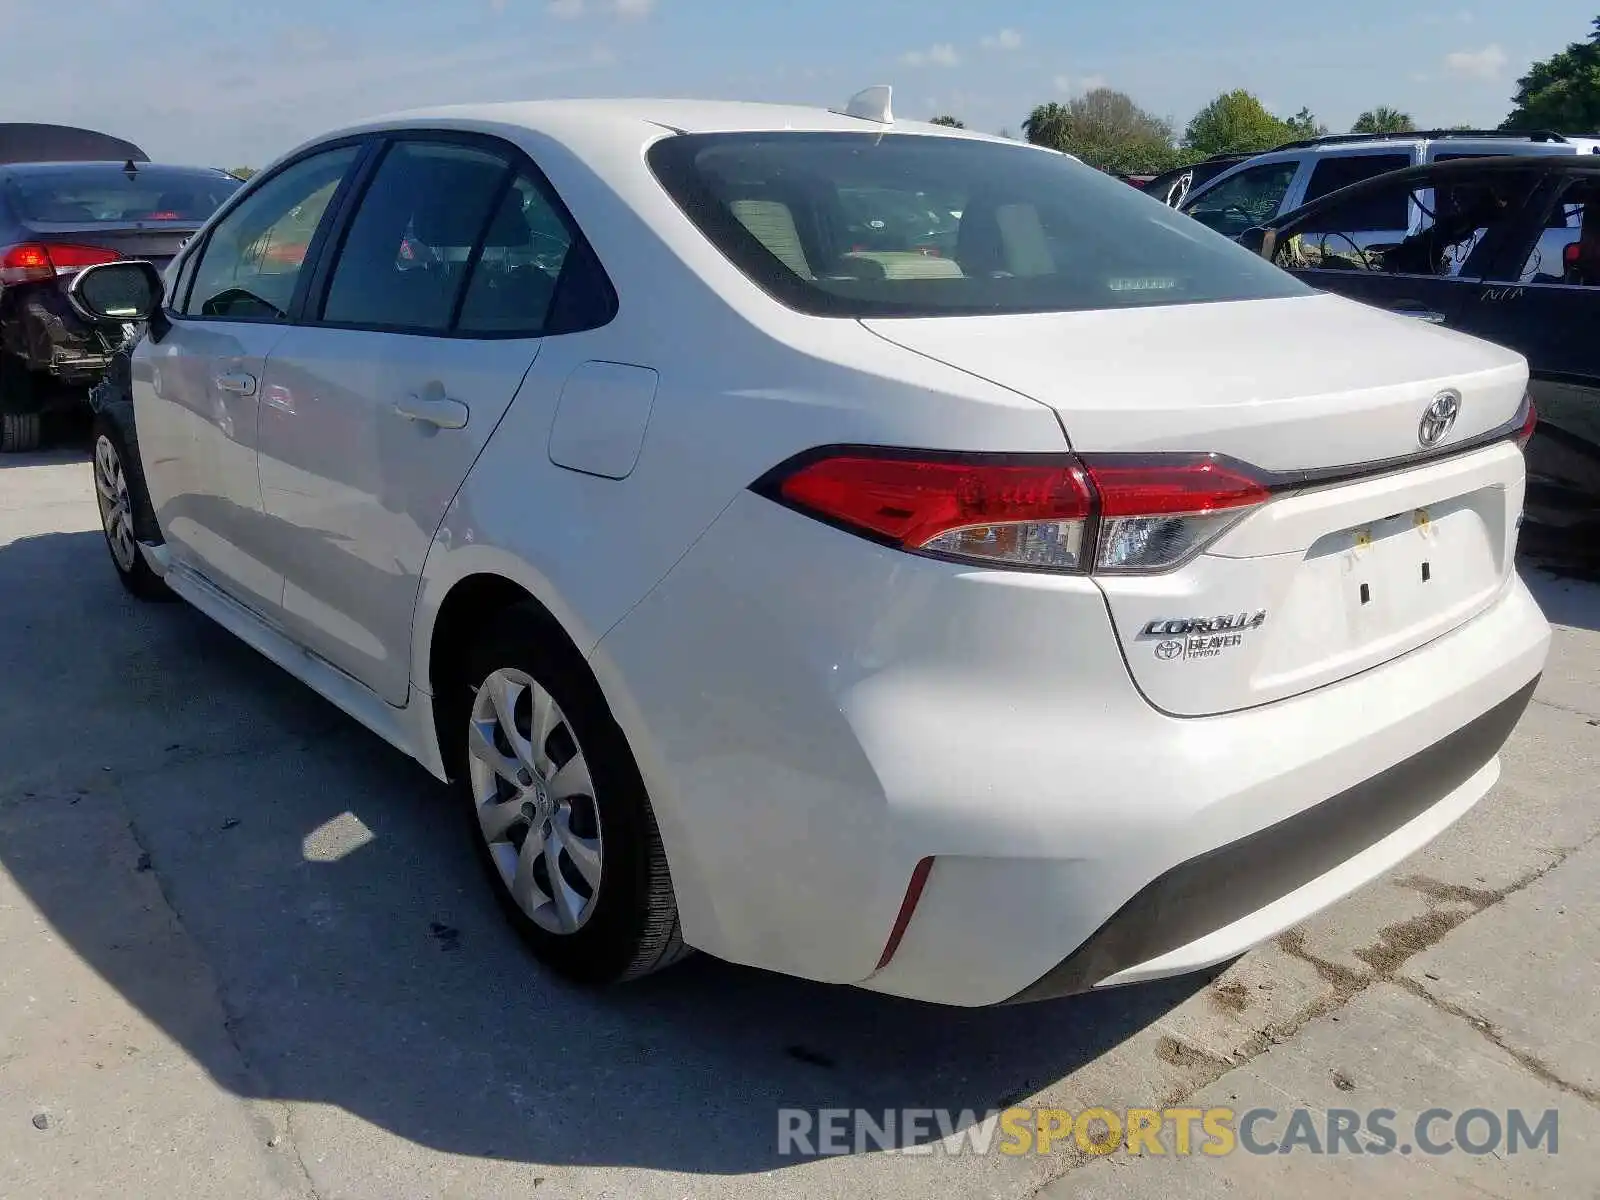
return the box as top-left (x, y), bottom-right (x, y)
top-left (648, 130), bottom-right (1310, 319)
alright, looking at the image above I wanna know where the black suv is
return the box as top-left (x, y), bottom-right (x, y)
top-left (0, 156), bottom-right (240, 451)
top-left (1241, 154), bottom-right (1600, 557)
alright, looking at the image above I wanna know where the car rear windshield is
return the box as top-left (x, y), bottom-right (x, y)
top-left (3, 165), bottom-right (240, 225)
top-left (647, 132), bottom-right (1309, 317)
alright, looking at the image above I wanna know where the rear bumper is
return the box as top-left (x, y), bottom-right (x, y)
top-left (1005, 674), bottom-right (1538, 1003)
top-left (593, 492), bottom-right (1552, 1007)
top-left (1, 283), bottom-right (119, 391)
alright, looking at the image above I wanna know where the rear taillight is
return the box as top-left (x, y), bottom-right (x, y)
top-left (1087, 456), bottom-right (1270, 573)
top-left (0, 242), bottom-right (119, 285)
top-left (1564, 242), bottom-right (1581, 272)
top-left (1514, 393), bottom-right (1538, 449)
top-left (762, 449), bottom-right (1271, 575)
top-left (773, 453), bottom-right (1094, 571)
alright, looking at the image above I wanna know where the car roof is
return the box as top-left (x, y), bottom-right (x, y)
top-left (1274, 129), bottom-right (1575, 152)
top-left (1266, 152), bottom-right (1600, 229)
top-left (311, 97), bottom-right (1022, 151)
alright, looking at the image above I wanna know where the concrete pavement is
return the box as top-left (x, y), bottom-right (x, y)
top-left (2, 445), bottom-right (1596, 1198)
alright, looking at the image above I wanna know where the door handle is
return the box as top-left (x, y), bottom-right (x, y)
top-left (394, 391), bottom-right (469, 430)
top-left (1390, 305), bottom-right (1447, 324)
top-left (215, 370), bottom-right (257, 396)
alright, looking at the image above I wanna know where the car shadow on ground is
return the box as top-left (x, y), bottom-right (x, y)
top-left (0, 527), bottom-right (1213, 1177)
top-left (1523, 562), bottom-right (1600, 633)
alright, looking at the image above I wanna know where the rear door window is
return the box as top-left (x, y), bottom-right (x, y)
top-left (1300, 154), bottom-right (1412, 218)
top-left (320, 140), bottom-right (512, 333)
top-left (455, 173), bottom-right (575, 334)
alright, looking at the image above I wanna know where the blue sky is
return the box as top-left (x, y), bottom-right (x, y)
top-left (2, 0), bottom-right (1595, 167)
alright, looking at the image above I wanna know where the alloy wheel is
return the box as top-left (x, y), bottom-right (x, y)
top-left (93, 434), bottom-right (138, 573)
top-left (466, 667), bottom-right (605, 934)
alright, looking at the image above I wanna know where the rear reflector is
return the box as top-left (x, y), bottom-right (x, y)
top-left (876, 857), bottom-right (935, 971)
top-left (1514, 392), bottom-right (1538, 449)
top-left (0, 242), bottom-right (119, 285)
top-left (762, 449), bottom-right (1270, 574)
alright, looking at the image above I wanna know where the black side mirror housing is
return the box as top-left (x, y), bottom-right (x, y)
top-left (67, 260), bottom-right (169, 339)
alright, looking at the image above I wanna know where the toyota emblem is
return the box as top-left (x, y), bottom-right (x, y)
top-left (1418, 392), bottom-right (1461, 449)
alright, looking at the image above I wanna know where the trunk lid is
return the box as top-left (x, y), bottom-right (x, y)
top-left (27, 222), bottom-right (200, 274)
top-left (862, 293), bottom-right (1531, 716)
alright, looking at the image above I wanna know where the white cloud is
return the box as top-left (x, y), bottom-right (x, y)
top-left (1444, 43), bottom-right (1507, 80)
top-left (613, 0), bottom-right (655, 15)
top-left (548, 0), bottom-right (584, 16)
top-left (902, 43), bottom-right (960, 68)
top-left (1053, 72), bottom-right (1106, 94)
top-left (980, 28), bottom-right (1023, 51)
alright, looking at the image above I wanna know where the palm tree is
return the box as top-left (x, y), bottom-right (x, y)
top-left (1022, 102), bottom-right (1073, 150)
top-left (1351, 107), bottom-right (1417, 135)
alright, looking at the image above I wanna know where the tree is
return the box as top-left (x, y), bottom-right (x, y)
top-left (1501, 16), bottom-right (1600, 132)
top-left (1024, 88), bottom-right (1190, 174)
top-left (1283, 107), bottom-right (1328, 139)
top-left (228, 166), bottom-right (257, 180)
top-left (929, 115), bottom-right (965, 128)
top-left (1352, 106), bottom-right (1417, 134)
top-left (1183, 90), bottom-right (1295, 155)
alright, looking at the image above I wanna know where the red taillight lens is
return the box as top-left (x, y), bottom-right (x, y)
top-left (0, 242), bottom-right (119, 284)
top-left (775, 453), bottom-right (1095, 571)
top-left (1564, 242), bottom-right (1581, 270)
top-left (1514, 393), bottom-right (1538, 449)
top-left (764, 450), bottom-right (1272, 574)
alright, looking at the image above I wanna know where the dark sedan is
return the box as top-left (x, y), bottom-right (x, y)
top-left (1239, 154), bottom-right (1600, 559)
top-left (0, 160), bottom-right (240, 451)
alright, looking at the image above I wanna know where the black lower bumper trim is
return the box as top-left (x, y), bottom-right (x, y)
top-left (1004, 675), bottom-right (1541, 1005)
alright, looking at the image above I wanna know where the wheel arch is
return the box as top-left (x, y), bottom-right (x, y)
top-left (413, 548), bottom-right (713, 951)
top-left (416, 552), bottom-right (598, 777)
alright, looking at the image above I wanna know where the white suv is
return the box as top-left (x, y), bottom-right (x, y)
top-left (71, 94), bottom-right (1550, 1007)
top-left (1182, 129), bottom-right (1600, 240)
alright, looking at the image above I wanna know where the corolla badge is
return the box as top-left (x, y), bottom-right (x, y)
top-left (1419, 392), bottom-right (1461, 449)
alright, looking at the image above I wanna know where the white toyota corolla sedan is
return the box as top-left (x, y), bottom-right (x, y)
top-left (71, 89), bottom-right (1550, 1007)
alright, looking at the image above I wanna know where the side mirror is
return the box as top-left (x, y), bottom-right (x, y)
top-left (67, 260), bottom-right (164, 324)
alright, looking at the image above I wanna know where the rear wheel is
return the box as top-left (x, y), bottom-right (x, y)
top-left (0, 352), bottom-right (41, 453)
top-left (456, 604), bottom-right (689, 984)
top-left (0, 411), bottom-right (40, 453)
top-left (91, 415), bottom-right (171, 601)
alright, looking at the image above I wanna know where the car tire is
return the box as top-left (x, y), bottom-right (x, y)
top-left (456, 603), bottom-right (690, 984)
top-left (0, 411), bottom-right (41, 453)
top-left (91, 414), bottom-right (172, 601)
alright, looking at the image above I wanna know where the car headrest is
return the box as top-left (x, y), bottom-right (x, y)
top-left (483, 200), bottom-right (531, 249)
top-left (409, 161), bottom-right (508, 245)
